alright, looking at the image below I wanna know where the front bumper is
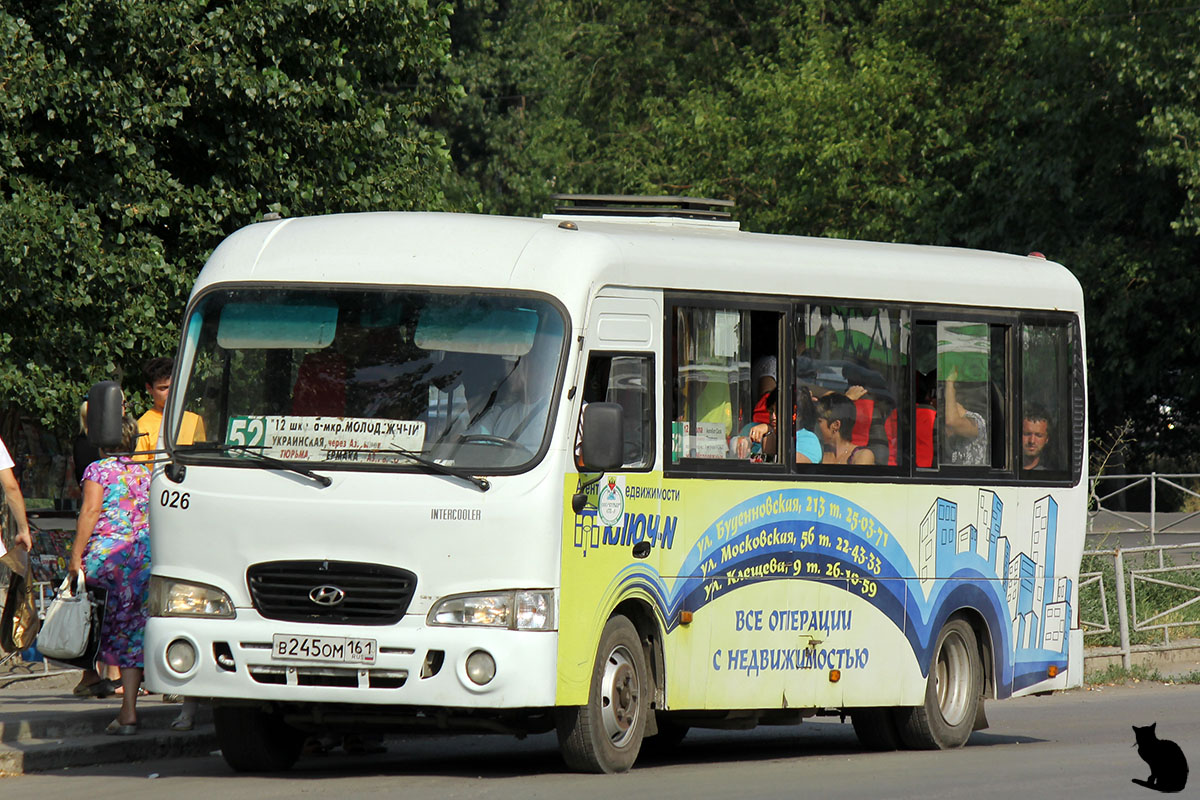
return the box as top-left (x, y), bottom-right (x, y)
top-left (143, 612), bottom-right (559, 708)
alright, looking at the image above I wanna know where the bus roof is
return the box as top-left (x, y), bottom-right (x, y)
top-left (192, 211), bottom-right (1085, 316)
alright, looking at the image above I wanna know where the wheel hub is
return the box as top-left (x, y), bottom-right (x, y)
top-left (935, 630), bottom-right (972, 727)
top-left (600, 644), bottom-right (641, 746)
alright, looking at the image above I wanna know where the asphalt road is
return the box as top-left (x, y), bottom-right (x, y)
top-left (1086, 510), bottom-right (1200, 551)
top-left (5, 682), bottom-right (1196, 799)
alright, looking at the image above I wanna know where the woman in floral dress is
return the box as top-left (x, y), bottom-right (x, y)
top-left (68, 414), bottom-right (151, 735)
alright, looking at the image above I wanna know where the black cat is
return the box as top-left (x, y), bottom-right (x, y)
top-left (1132, 723), bottom-right (1188, 793)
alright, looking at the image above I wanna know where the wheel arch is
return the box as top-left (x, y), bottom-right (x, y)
top-left (612, 597), bottom-right (666, 712)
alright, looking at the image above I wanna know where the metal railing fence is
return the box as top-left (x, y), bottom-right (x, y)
top-left (1084, 473), bottom-right (1200, 668)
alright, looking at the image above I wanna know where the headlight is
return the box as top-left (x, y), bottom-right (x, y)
top-left (428, 590), bottom-right (555, 631)
top-left (149, 575), bottom-right (236, 618)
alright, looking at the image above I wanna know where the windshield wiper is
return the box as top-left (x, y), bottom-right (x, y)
top-left (327, 446), bottom-right (490, 492)
top-left (177, 443), bottom-right (332, 488)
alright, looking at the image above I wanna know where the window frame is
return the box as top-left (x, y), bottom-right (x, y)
top-left (791, 300), bottom-right (910, 480)
top-left (663, 293), bottom-right (791, 477)
top-left (579, 350), bottom-right (657, 473)
top-left (908, 310), bottom-right (1015, 481)
top-left (1016, 313), bottom-right (1083, 484)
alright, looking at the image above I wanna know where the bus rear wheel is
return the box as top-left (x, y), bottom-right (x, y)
top-left (897, 618), bottom-right (981, 750)
top-left (214, 705), bottom-right (306, 772)
top-left (556, 615), bottom-right (649, 773)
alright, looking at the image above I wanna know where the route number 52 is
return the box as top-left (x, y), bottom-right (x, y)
top-left (226, 416), bottom-right (267, 448)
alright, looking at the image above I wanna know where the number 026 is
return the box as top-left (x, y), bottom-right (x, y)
top-left (160, 489), bottom-right (190, 510)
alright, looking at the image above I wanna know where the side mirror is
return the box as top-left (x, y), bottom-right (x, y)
top-left (87, 381), bottom-right (125, 450)
top-left (580, 402), bottom-right (624, 472)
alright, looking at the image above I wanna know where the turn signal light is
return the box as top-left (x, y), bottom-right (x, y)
top-left (1047, 665), bottom-right (1059, 678)
top-left (829, 669), bottom-right (841, 683)
top-left (680, 611), bottom-right (693, 625)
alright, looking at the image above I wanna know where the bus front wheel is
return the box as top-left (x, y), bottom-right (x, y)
top-left (213, 705), bottom-right (306, 772)
top-left (556, 615), bottom-right (649, 773)
top-left (897, 618), bottom-right (981, 750)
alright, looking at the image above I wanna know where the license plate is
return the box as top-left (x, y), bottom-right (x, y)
top-left (271, 634), bottom-right (377, 665)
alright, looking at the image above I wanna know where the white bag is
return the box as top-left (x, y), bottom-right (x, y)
top-left (37, 573), bottom-right (94, 660)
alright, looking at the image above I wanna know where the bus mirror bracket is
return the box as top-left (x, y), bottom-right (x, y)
top-left (571, 485), bottom-right (593, 515)
top-left (87, 381), bottom-right (125, 450)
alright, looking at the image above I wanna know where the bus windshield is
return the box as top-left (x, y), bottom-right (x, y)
top-left (170, 287), bottom-right (567, 472)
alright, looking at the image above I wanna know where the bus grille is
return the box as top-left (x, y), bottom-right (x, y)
top-left (247, 560), bottom-right (417, 625)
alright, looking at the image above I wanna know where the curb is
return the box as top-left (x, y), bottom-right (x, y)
top-left (1082, 640), bottom-right (1200, 676)
top-left (0, 697), bottom-right (215, 776)
top-left (0, 725), bottom-right (217, 775)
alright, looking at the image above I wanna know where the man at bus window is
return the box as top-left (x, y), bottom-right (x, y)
top-left (463, 356), bottom-right (548, 452)
top-left (1022, 409), bottom-right (1052, 471)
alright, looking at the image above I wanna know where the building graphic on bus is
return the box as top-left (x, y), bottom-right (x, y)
top-left (918, 491), bottom-right (1070, 662)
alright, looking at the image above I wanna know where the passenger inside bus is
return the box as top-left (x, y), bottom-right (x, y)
top-left (794, 385), bottom-right (823, 464)
top-left (1021, 406), bottom-right (1053, 471)
top-left (750, 355), bottom-right (777, 424)
top-left (943, 366), bottom-right (988, 465)
top-left (292, 349), bottom-right (348, 416)
top-left (738, 387), bottom-right (825, 464)
top-left (914, 367), bottom-right (989, 468)
top-left (840, 362), bottom-right (896, 466)
top-left (815, 393), bottom-right (875, 465)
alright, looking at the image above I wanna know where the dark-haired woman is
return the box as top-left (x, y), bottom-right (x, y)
top-left (68, 413), bottom-right (151, 735)
top-left (816, 393), bottom-right (875, 465)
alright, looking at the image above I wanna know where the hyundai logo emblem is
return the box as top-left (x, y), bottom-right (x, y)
top-left (309, 584), bottom-right (346, 606)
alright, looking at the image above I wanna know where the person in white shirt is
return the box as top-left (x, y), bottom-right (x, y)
top-left (463, 356), bottom-right (549, 453)
top-left (0, 435), bottom-right (32, 552)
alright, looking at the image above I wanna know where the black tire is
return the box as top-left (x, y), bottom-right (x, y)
top-left (556, 615), bottom-right (649, 773)
top-left (851, 707), bottom-right (902, 751)
top-left (213, 705), bottom-right (306, 772)
top-left (897, 618), bottom-right (981, 750)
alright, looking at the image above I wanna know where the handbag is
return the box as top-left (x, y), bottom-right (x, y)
top-left (1, 568), bottom-right (41, 653)
top-left (37, 573), bottom-right (94, 660)
top-left (46, 584), bottom-right (107, 670)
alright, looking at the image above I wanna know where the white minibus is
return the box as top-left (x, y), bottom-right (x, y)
top-left (126, 197), bottom-right (1086, 773)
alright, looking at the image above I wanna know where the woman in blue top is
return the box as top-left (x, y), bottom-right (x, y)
top-left (793, 386), bottom-right (823, 464)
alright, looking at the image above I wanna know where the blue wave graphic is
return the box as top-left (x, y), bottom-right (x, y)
top-left (604, 488), bottom-right (1068, 698)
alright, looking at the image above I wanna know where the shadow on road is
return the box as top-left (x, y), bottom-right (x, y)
top-left (250, 722), bottom-right (1048, 780)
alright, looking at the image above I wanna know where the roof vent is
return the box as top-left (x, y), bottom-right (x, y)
top-left (550, 194), bottom-right (734, 221)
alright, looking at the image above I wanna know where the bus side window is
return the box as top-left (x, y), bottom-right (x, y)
top-left (913, 320), bottom-right (1007, 470)
top-left (797, 304), bottom-right (907, 468)
top-left (1020, 322), bottom-right (1071, 475)
top-left (671, 306), bottom-right (783, 464)
top-left (578, 354), bottom-right (654, 469)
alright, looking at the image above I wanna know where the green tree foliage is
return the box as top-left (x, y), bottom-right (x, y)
top-left (0, 0), bottom-right (455, 438)
top-left (448, 0), bottom-right (1200, 470)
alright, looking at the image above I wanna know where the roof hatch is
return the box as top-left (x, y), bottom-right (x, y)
top-left (548, 194), bottom-right (736, 224)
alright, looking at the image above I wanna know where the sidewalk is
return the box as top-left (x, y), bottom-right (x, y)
top-left (0, 665), bottom-right (214, 775)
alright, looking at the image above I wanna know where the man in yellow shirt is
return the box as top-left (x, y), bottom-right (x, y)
top-left (135, 357), bottom-right (206, 462)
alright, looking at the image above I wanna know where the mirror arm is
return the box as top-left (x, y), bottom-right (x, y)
top-left (571, 471), bottom-right (605, 515)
